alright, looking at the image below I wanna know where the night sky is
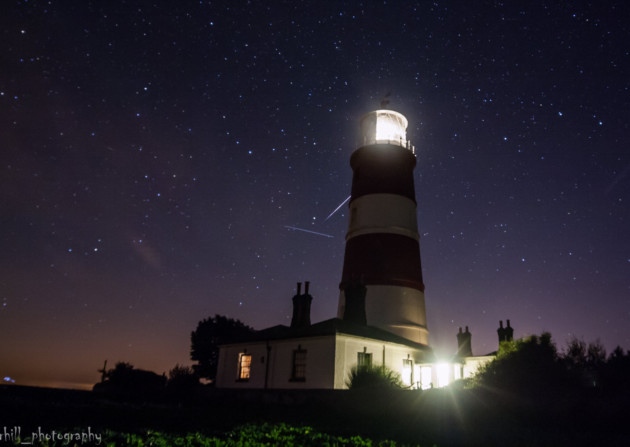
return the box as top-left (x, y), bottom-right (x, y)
top-left (1, 1), bottom-right (629, 389)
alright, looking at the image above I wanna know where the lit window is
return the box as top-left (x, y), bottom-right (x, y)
top-left (238, 353), bottom-right (252, 381)
top-left (357, 351), bottom-right (372, 369)
top-left (453, 364), bottom-right (462, 381)
top-left (291, 348), bottom-right (307, 381)
top-left (402, 358), bottom-right (413, 387)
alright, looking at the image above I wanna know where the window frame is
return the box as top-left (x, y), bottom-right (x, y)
top-left (237, 352), bottom-right (252, 382)
top-left (290, 347), bottom-right (307, 382)
top-left (357, 351), bottom-right (373, 369)
top-left (402, 358), bottom-right (413, 386)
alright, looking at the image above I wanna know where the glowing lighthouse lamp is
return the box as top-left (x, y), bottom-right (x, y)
top-left (359, 109), bottom-right (414, 153)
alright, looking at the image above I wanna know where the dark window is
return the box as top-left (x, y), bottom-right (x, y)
top-left (357, 351), bottom-right (372, 369)
top-left (291, 349), bottom-right (307, 381)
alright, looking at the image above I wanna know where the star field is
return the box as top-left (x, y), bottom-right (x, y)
top-left (1, 1), bottom-right (629, 389)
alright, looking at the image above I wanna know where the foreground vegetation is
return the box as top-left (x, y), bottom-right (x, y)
top-left (3, 382), bottom-right (627, 446)
top-left (13, 423), bottom-right (400, 447)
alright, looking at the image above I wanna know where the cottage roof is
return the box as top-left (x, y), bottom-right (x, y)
top-left (230, 318), bottom-right (432, 354)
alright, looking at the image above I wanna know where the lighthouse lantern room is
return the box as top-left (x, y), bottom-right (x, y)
top-left (359, 109), bottom-right (414, 153)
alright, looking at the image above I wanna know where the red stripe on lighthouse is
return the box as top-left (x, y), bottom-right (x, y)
top-left (340, 233), bottom-right (425, 292)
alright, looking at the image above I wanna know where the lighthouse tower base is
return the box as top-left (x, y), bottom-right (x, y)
top-left (338, 285), bottom-right (429, 345)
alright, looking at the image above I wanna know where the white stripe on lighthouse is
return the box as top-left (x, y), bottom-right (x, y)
top-left (346, 193), bottom-right (419, 241)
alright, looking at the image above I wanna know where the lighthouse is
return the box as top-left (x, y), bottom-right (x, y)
top-left (338, 109), bottom-right (429, 345)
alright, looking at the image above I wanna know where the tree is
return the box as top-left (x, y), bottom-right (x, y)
top-left (166, 364), bottom-right (200, 397)
top-left (167, 364), bottom-right (198, 388)
top-left (562, 337), bottom-right (607, 389)
top-left (602, 346), bottom-right (630, 394)
top-left (106, 361), bottom-right (135, 383)
top-left (190, 314), bottom-right (254, 382)
top-left (563, 337), bottom-right (588, 368)
top-left (473, 332), bottom-right (568, 396)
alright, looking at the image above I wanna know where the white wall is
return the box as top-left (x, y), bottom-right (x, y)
top-left (216, 336), bottom-right (336, 389)
top-left (216, 343), bottom-right (269, 389)
top-left (333, 333), bottom-right (427, 389)
top-left (217, 333), bottom-right (430, 390)
top-left (265, 337), bottom-right (336, 389)
top-left (462, 355), bottom-right (495, 378)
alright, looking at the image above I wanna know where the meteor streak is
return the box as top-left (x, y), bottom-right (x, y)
top-left (324, 195), bottom-right (351, 221)
top-left (284, 226), bottom-right (334, 238)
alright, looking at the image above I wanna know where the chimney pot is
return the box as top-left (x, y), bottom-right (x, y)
top-left (456, 324), bottom-right (473, 357)
top-left (291, 282), bottom-right (312, 329)
top-left (505, 319), bottom-right (514, 342)
top-left (305, 281), bottom-right (310, 294)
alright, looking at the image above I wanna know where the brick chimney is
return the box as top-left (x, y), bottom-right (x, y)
top-left (456, 326), bottom-right (473, 357)
top-left (505, 319), bottom-right (514, 342)
top-left (291, 281), bottom-right (312, 329)
top-left (497, 320), bottom-right (514, 343)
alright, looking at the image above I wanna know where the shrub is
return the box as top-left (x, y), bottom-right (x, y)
top-left (346, 364), bottom-right (404, 390)
top-left (473, 332), bottom-right (568, 396)
top-left (22, 424), bottom-right (397, 447)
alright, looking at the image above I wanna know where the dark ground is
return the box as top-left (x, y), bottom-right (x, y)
top-left (0, 384), bottom-right (628, 446)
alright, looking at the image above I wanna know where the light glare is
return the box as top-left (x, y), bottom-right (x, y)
top-left (421, 366), bottom-right (432, 390)
top-left (437, 363), bottom-right (451, 388)
top-left (401, 364), bottom-right (413, 387)
top-left (375, 111), bottom-right (407, 144)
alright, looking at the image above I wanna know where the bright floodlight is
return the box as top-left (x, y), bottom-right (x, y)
top-left (359, 109), bottom-right (412, 151)
top-left (436, 363), bottom-right (451, 388)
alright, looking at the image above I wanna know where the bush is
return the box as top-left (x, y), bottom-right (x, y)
top-left (346, 364), bottom-right (404, 390)
top-left (19, 424), bottom-right (398, 447)
top-left (473, 332), bottom-right (568, 396)
top-left (92, 362), bottom-right (166, 399)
